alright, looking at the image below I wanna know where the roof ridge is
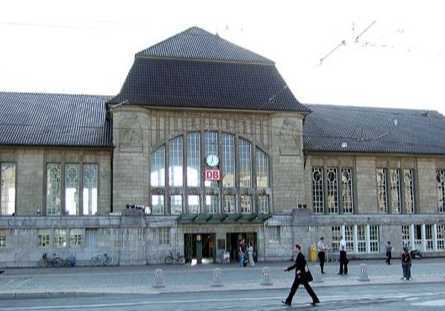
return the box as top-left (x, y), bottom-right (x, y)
top-left (0, 90), bottom-right (112, 98)
top-left (305, 103), bottom-right (441, 114)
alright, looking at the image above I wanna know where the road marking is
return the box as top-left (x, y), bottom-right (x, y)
top-left (412, 299), bottom-right (445, 307)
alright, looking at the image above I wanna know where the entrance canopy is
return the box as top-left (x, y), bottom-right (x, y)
top-left (177, 213), bottom-right (270, 224)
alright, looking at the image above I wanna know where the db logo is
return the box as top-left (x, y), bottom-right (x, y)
top-left (205, 169), bottom-right (221, 181)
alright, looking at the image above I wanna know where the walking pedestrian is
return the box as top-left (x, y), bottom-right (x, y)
top-left (317, 236), bottom-right (327, 274)
top-left (338, 245), bottom-right (348, 275)
top-left (282, 244), bottom-right (320, 306)
top-left (385, 241), bottom-right (392, 265)
top-left (239, 239), bottom-right (246, 268)
top-left (247, 243), bottom-right (255, 267)
top-left (401, 247), bottom-right (412, 280)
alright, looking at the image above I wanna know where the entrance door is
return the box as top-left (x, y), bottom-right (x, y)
top-left (184, 233), bottom-right (216, 263)
top-left (226, 232), bottom-right (257, 262)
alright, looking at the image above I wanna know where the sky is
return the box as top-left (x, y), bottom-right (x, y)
top-left (1, 0), bottom-right (444, 115)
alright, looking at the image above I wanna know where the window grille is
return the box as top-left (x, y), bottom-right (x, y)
top-left (205, 195), bottom-right (219, 214)
top-left (414, 224), bottom-right (422, 250)
top-left (369, 225), bottom-right (380, 253)
top-left (341, 168), bottom-right (353, 214)
top-left (437, 224), bottom-right (445, 250)
top-left (170, 195), bottom-right (182, 215)
top-left (82, 164), bottom-right (98, 216)
top-left (54, 229), bottom-right (67, 248)
top-left (150, 146), bottom-right (165, 187)
top-left (222, 134), bottom-right (235, 188)
top-left (0, 230), bottom-right (6, 248)
top-left (344, 225), bottom-right (354, 252)
top-left (151, 195), bottom-right (164, 215)
top-left (187, 133), bottom-right (200, 187)
top-left (0, 163), bottom-right (16, 216)
top-left (357, 225), bottom-right (367, 253)
top-left (403, 169), bottom-right (415, 214)
top-left (223, 195), bottom-right (236, 214)
top-left (331, 226), bottom-right (341, 251)
top-left (38, 230), bottom-right (51, 248)
top-left (425, 224), bottom-right (433, 251)
top-left (239, 139), bottom-right (252, 188)
top-left (188, 195), bottom-right (200, 214)
top-left (256, 148), bottom-right (269, 188)
top-left (47, 164), bottom-right (62, 216)
top-left (204, 132), bottom-right (218, 188)
top-left (70, 229), bottom-right (83, 247)
top-left (326, 168), bottom-right (338, 214)
top-left (437, 169), bottom-right (445, 213)
top-left (389, 169), bottom-right (401, 214)
top-left (158, 227), bottom-right (170, 245)
top-left (312, 168), bottom-right (324, 214)
top-left (258, 195), bottom-right (269, 214)
top-left (168, 136), bottom-right (183, 187)
top-left (376, 168), bottom-right (388, 213)
top-left (240, 195), bottom-right (252, 213)
top-left (401, 225), bottom-right (411, 249)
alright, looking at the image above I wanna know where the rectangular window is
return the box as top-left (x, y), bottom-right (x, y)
top-left (239, 139), bottom-right (252, 188)
top-left (83, 164), bottom-right (98, 215)
top-left (376, 168), bottom-right (388, 213)
top-left (437, 224), bottom-right (445, 250)
top-left (151, 195), bottom-right (164, 215)
top-left (341, 168), bottom-right (353, 214)
top-left (169, 136), bottom-right (183, 187)
top-left (256, 148), bottom-right (269, 188)
top-left (425, 224), bottom-right (433, 251)
top-left (65, 164), bottom-right (80, 215)
top-left (158, 227), bottom-right (170, 245)
top-left (312, 168), bottom-right (324, 214)
top-left (389, 169), bottom-right (401, 214)
top-left (240, 195), bottom-right (252, 214)
top-left (344, 225), bottom-right (354, 252)
top-left (223, 195), bottom-right (236, 214)
top-left (437, 169), bottom-right (445, 213)
top-left (70, 229), bottom-right (83, 248)
top-left (206, 195), bottom-right (219, 214)
top-left (269, 226), bottom-right (280, 243)
top-left (151, 146), bottom-right (165, 187)
top-left (47, 163), bottom-right (62, 216)
top-left (222, 134), bottom-right (235, 188)
top-left (403, 169), bottom-right (415, 214)
top-left (38, 230), bottom-right (51, 248)
top-left (187, 133), bottom-right (200, 187)
top-left (326, 168), bottom-right (338, 214)
top-left (0, 230), bottom-right (6, 248)
top-left (204, 132), bottom-right (218, 188)
top-left (401, 225), bottom-right (411, 249)
top-left (187, 195), bottom-right (200, 214)
top-left (54, 229), bottom-right (67, 248)
top-left (170, 195), bottom-right (183, 215)
top-left (258, 195), bottom-right (269, 214)
top-left (369, 225), bottom-right (380, 253)
top-left (1, 163), bottom-right (16, 215)
top-left (357, 225), bottom-right (367, 253)
top-left (331, 226), bottom-right (341, 252)
top-left (414, 224), bottom-right (422, 250)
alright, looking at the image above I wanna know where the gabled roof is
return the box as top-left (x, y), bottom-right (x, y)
top-left (303, 104), bottom-right (445, 155)
top-left (110, 27), bottom-right (309, 113)
top-left (0, 92), bottom-right (112, 147)
top-left (136, 27), bottom-right (274, 65)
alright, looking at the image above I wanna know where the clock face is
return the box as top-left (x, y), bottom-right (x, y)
top-left (206, 154), bottom-right (219, 167)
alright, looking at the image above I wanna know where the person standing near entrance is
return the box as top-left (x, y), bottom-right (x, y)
top-left (401, 247), bottom-right (412, 280)
top-left (239, 239), bottom-right (246, 267)
top-left (385, 241), bottom-right (392, 265)
top-left (317, 237), bottom-right (327, 274)
top-left (338, 245), bottom-right (348, 275)
top-left (282, 244), bottom-right (320, 306)
top-left (247, 243), bottom-right (255, 267)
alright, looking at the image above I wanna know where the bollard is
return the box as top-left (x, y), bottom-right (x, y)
top-left (260, 266), bottom-right (273, 286)
top-left (153, 268), bottom-right (165, 288)
top-left (357, 263), bottom-right (370, 282)
top-left (312, 270), bottom-right (324, 283)
top-left (211, 268), bottom-right (223, 287)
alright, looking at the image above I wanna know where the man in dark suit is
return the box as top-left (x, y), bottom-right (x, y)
top-left (282, 244), bottom-right (320, 306)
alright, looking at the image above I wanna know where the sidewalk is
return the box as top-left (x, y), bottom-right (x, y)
top-left (0, 259), bottom-right (443, 299)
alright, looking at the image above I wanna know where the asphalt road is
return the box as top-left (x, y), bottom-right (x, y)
top-left (0, 282), bottom-right (443, 311)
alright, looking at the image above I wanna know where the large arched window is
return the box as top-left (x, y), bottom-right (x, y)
top-left (149, 131), bottom-right (271, 215)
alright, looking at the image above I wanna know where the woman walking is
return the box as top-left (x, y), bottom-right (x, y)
top-left (247, 243), bottom-right (255, 267)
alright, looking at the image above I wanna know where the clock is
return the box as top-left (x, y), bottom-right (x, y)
top-left (206, 154), bottom-right (219, 167)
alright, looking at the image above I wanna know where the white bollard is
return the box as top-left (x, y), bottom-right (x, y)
top-left (313, 270), bottom-right (324, 283)
top-left (153, 268), bottom-right (166, 288)
top-left (261, 266), bottom-right (273, 286)
top-left (358, 263), bottom-right (370, 282)
top-left (211, 268), bottom-right (223, 287)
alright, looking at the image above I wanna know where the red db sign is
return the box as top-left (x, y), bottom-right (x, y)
top-left (205, 169), bottom-right (221, 181)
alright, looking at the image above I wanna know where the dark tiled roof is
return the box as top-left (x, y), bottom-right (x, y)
top-left (303, 104), bottom-right (445, 155)
top-left (136, 27), bottom-right (274, 65)
top-left (109, 58), bottom-right (309, 113)
top-left (0, 92), bottom-right (112, 147)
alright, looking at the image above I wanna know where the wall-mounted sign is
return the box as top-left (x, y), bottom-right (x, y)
top-left (206, 154), bottom-right (219, 167)
top-left (205, 169), bottom-right (221, 181)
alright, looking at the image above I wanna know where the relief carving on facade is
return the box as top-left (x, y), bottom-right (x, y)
top-left (118, 115), bottom-right (143, 153)
top-left (278, 118), bottom-right (300, 155)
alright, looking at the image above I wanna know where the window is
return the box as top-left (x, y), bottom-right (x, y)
top-left (170, 195), bottom-right (182, 215)
top-left (258, 195), bottom-right (269, 214)
top-left (369, 225), bottom-right (380, 253)
top-left (403, 169), bottom-right (415, 214)
top-left (204, 132), bottom-right (218, 188)
top-left (312, 168), bottom-right (324, 214)
top-left (425, 224), bottom-right (433, 251)
top-left (169, 136), bottom-right (183, 187)
top-left (357, 225), bottom-right (367, 253)
top-left (151, 195), bottom-right (164, 215)
top-left (326, 168), bottom-right (338, 214)
top-left (240, 195), bottom-right (252, 213)
top-left (376, 168), bottom-right (388, 213)
top-left (188, 195), bottom-right (200, 214)
top-left (341, 168), bottom-right (353, 214)
top-left (38, 230), bottom-right (51, 248)
top-left (83, 164), bottom-right (98, 215)
top-left (401, 225), bottom-right (411, 249)
top-left (158, 227), bottom-right (170, 245)
top-left (187, 133), bottom-right (200, 187)
top-left (47, 164), bottom-right (62, 216)
top-left (65, 164), bottom-right (80, 216)
top-left (414, 224), bottom-right (422, 250)
top-left (205, 195), bottom-right (219, 214)
top-left (256, 148), bottom-right (269, 188)
top-left (437, 224), bottom-right (445, 250)
top-left (389, 169), bottom-right (401, 214)
top-left (331, 226), bottom-right (341, 251)
top-left (437, 169), bottom-right (445, 213)
top-left (344, 225), bottom-right (354, 252)
top-left (54, 229), bottom-right (67, 248)
top-left (1, 163), bottom-right (16, 215)
top-left (70, 229), bottom-right (83, 248)
top-left (151, 146), bottom-right (165, 187)
top-left (223, 195), bottom-right (236, 214)
top-left (222, 134), bottom-right (235, 188)
top-left (239, 139), bottom-right (252, 188)
top-left (269, 226), bottom-right (280, 243)
top-left (0, 230), bottom-right (6, 248)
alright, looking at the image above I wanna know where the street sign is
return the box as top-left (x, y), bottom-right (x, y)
top-left (205, 169), bottom-right (221, 181)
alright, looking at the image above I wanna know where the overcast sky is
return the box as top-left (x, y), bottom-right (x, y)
top-left (1, 0), bottom-right (444, 115)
